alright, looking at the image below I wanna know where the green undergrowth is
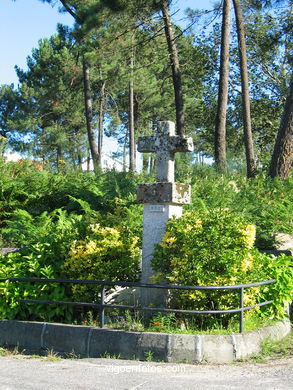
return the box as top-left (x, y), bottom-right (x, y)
top-left (0, 165), bottom-right (292, 327)
top-left (0, 346), bottom-right (19, 357)
top-left (80, 310), bottom-right (281, 335)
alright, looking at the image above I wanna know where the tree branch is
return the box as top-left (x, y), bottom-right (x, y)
top-left (59, 0), bottom-right (81, 24)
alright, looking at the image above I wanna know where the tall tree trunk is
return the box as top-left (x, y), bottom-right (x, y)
top-left (73, 127), bottom-right (82, 170)
top-left (129, 35), bottom-right (136, 171)
top-left (134, 91), bottom-right (139, 135)
top-left (98, 79), bottom-right (106, 168)
top-left (123, 130), bottom-right (128, 172)
top-left (232, 0), bottom-right (256, 178)
top-left (161, 0), bottom-right (185, 137)
top-left (56, 145), bottom-right (62, 173)
top-left (87, 147), bottom-right (91, 171)
top-left (269, 75), bottom-right (293, 179)
top-left (77, 154), bottom-right (82, 170)
top-left (215, 0), bottom-right (231, 172)
top-left (82, 57), bottom-right (100, 171)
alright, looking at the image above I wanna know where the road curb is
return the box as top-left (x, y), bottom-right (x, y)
top-left (0, 319), bottom-right (291, 363)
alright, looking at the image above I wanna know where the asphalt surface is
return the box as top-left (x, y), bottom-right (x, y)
top-left (0, 355), bottom-right (292, 390)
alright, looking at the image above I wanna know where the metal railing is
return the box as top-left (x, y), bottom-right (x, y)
top-left (0, 277), bottom-right (276, 333)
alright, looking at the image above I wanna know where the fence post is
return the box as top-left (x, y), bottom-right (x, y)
top-left (100, 285), bottom-right (105, 328)
top-left (239, 287), bottom-right (244, 333)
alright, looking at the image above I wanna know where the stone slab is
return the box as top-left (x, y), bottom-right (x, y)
top-left (136, 332), bottom-right (170, 361)
top-left (201, 334), bottom-right (235, 363)
top-left (232, 331), bottom-right (262, 360)
top-left (0, 320), bottom-right (44, 353)
top-left (168, 334), bottom-right (202, 363)
top-left (0, 248), bottom-right (21, 256)
top-left (89, 328), bottom-right (140, 359)
top-left (42, 323), bottom-right (91, 357)
top-left (274, 233), bottom-right (293, 251)
top-left (137, 182), bottom-right (191, 204)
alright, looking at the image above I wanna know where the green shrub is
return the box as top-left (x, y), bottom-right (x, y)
top-left (0, 205), bottom-right (141, 321)
top-left (0, 162), bottom-right (144, 247)
top-left (258, 253), bottom-right (293, 319)
top-left (189, 169), bottom-right (293, 249)
top-left (62, 223), bottom-right (141, 302)
top-left (152, 209), bottom-right (292, 328)
top-left (0, 247), bottom-right (72, 321)
top-left (2, 207), bottom-right (86, 265)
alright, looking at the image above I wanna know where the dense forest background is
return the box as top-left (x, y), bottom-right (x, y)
top-left (0, 0), bottom-right (292, 178)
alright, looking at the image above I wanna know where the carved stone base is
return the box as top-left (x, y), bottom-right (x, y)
top-left (137, 182), bottom-right (191, 204)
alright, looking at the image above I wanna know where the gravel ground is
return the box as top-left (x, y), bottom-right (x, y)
top-left (0, 355), bottom-right (292, 390)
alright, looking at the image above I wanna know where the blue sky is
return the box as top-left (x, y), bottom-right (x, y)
top-left (0, 0), bottom-right (213, 85)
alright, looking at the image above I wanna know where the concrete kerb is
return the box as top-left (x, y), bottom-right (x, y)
top-left (0, 319), bottom-right (291, 363)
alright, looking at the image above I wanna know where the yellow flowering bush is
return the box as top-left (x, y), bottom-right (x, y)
top-left (239, 225), bottom-right (256, 249)
top-left (152, 209), bottom-right (292, 328)
top-left (63, 223), bottom-right (140, 302)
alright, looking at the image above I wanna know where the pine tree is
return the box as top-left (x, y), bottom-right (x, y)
top-left (232, 0), bottom-right (256, 177)
top-left (215, 0), bottom-right (232, 172)
top-left (11, 34), bottom-right (86, 169)
top-left (269, 75), bottom-right (293, 179)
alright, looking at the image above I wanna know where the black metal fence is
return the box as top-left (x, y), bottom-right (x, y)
top-left (0, 277), bottom-right (276, 333)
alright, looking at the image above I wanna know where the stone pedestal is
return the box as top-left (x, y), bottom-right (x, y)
top-left (140, 204), bottom-right (183, 308)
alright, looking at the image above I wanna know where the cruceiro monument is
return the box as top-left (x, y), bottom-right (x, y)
top-left (137, 121), bottom-right (194, 307)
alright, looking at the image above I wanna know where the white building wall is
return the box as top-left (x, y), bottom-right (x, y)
top-left (81, 154), bottom-right (124, 172)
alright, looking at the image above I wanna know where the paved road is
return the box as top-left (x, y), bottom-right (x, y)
top-left (0, 355), bottom-right (292, 390)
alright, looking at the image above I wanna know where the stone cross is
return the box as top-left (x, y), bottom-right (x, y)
top-left (137, 121), bottom-right (194, 309)
top-left (137, 121), bottom-right (193, 183)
